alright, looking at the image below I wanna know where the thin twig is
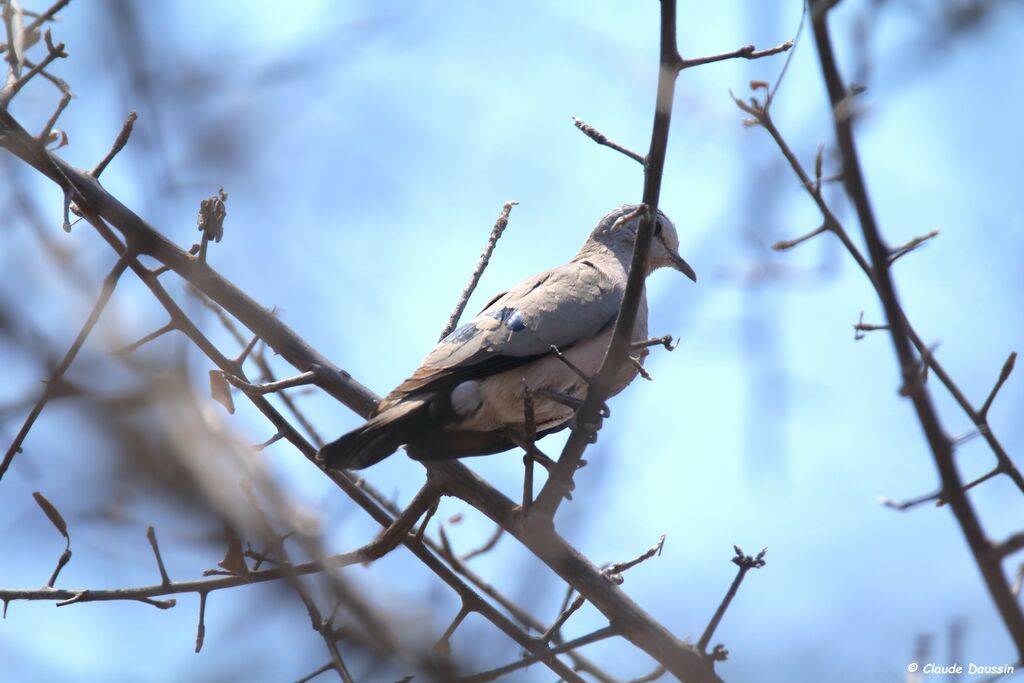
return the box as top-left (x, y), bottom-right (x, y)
top-left (811, 5), bottom-right (1024, 654)
top-left (628, 665), bottom-right (668, 683)
top-left (116, 321), bottom-right (175, 355)
top-left (772, 224), bottom-right (827, 251)
top-left (38, 90), bottom-right (70, 143)
top-left (460, 525), bottom-right (504, 562)
top-left (679, 40), bottom-right (793, 70)
top-left (223, 369), bottom-right (319, 396)
top-left (631, 334), bottom-right (676, 352)
top-left (697, 546), bottom-right (766, 652)
top-left (980, 351), bottom-right (1016, 419)
top-left (294, 662), bottom-right (337, 683)
top-left (0, 30), bottom-right (66, 107)
top-left (435, 603), bottom-right (471, 655)
top-left (46, 549), bottom-right (72, 588)
top-left (360, 481), bottom-right (442, 562)
top-left (854, 311), bottom-right (890, 340)
top-left (458, 625), bottom-right (619, 683)
top-left (255, 431), bottom-right (285, 452)
top-left (91, 111), bottom-right (136, 177)
top-left (888, 229), bottom-right (939, 265)
top-left (572, 116), bottom-right (645, 165)
top-left (439, 200), bottom-right (518, 341)
top-left (195, 591), bottom-right (208, 653)
top-left (146, 526), bottom-right (171, 585)
top-left (533, 0), bottom-right (678, 519)
top-left (0, 48), bottom-right (716, 680)
top-left (1, 253), bottom-right (132, 480)
top-left (737, 58), bottom-right (1024, 498)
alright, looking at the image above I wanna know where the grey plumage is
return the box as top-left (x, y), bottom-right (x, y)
top-left (319, 205), bottom-right (695, 470)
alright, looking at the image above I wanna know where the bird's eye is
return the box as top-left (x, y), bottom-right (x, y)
top-left (654, 221), bottom-right (663, 236)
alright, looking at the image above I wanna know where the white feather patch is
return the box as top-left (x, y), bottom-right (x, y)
top-left (450, 380), bottom-right (483, 416)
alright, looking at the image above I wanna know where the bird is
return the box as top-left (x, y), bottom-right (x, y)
top-left (318, 204), bottom-right (696, 470)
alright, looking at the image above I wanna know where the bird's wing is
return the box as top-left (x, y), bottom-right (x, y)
top-left (386, 258), bottom-right (622, 401)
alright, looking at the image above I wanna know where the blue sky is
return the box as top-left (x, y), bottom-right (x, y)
top-left (2, 1), bottom-right (1023, 681)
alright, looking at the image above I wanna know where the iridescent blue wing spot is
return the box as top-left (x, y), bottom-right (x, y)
top-left (506, 309), bottom-right (526, 331)
top-left (484, 306), bottom-right (527, 332)
top-left (443, 322), bottom-right (479, 344)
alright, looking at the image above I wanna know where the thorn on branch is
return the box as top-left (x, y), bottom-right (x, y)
top-left (606, 534), bottom-right (667, 578)
top-left (38, 90), bottom-right (70, 144)
top-left (195, 591), bottom-right (208, 653)
top-left (571, 116), bottom-right (645, 165)
top-left (888, 229), bottom-right (940, 265)
top-left (460, 525), bottom-right (505, 562)
top-left (626, 664), bottom-right (668, 683)
top-left (853, 311), bottom-right (890, 341)
top-left (631, 334), bottom-right (676, 352)
top-left (772, 224), bottom-right (828, 252)
top-left (360, 482), bottom-right (441, 562)
top-left (293, 662), bottom-right (338, 683)
top-left (435, 603), bottom-right (472, 656)
top-left (223, 368), bottom-right (319, 397)
top-left (980, 351), bottom-right (1016, 419)
top-left (879, 462), bottom-right (1003, 512)
top-left (877, 492), bottom-right (941, 512)
top-left (146, 526), bottom-right (171, 585)
top-left (542, 535), bottom-right (666, 645)
top-left (136, 596), bottom-right (176, 610)
top-left (461, 625), bottom-right (618, 683)
top-left (116, 321), bottom-right (175, 356)
top-left (91, 111), bottom-right (137, 178)
top-left (55, 590), bottom-right (87, 607)
top-left (255, 431), bottom-right (286, 452)
top-left (413, 498), bottom-right (439, 545)
top-left (236, 334), bottom-right (260, 366)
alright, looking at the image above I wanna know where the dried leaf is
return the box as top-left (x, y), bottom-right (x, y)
top-left (447, 513), bottom-right (463, 525)
top-left (217, 538), bottom-right (250, 577)
top-left (209, 370), bottom-right (235, 414)
top-left (197, 187), bottom-right (228, 243)
top-left (32, 491), bottom-right (69, 540)
top-left (750, 80), bottom-right (769, 91)
top-left (46, 129), bottom-right (69, 150)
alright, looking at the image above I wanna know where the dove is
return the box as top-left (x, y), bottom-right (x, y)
top-left (318, 205), bottom-right (696, 470)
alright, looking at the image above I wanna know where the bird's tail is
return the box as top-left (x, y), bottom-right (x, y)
top-left (317, 399), bottom-right (428, 470)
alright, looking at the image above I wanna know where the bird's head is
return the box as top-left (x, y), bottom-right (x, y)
top-left (585, 204), bottom-right (697, 282)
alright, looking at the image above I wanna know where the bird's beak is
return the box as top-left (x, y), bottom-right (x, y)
top-left (670, 252), bottom-right (697, 282)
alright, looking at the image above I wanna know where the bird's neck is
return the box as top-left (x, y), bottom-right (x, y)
top-left (574, 241), bottom-right (656, 275)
